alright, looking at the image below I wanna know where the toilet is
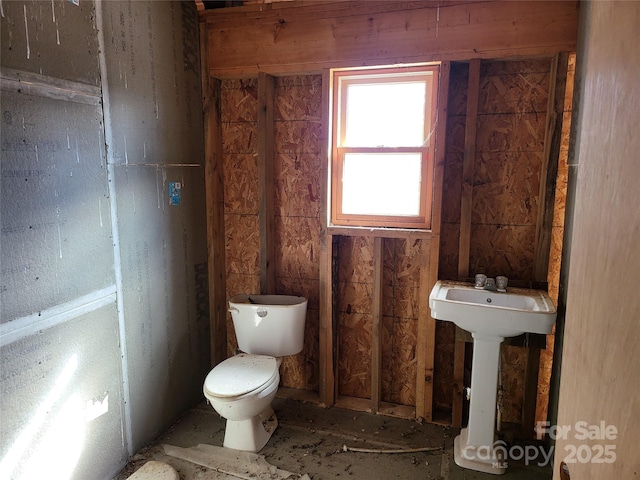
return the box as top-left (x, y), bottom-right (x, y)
top-left (203, 294), bottom-right (307, 452)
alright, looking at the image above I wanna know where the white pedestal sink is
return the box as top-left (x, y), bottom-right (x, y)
top-left (429, 280), bottom-right (557, 475)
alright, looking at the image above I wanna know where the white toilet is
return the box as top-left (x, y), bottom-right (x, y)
top-left (203, 294), bottom-right (307, 452)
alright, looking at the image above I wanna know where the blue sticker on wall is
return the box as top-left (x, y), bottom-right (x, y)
top-left (169, 182), bottom-right (181, 206)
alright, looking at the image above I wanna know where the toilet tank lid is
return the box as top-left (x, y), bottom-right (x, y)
top-left (204, 354), bottom-right (278, 398)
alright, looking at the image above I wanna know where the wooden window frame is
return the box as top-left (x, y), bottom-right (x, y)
top-left (330, 64), bottom-right (440, 230)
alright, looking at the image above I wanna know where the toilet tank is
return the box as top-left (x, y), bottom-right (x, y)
top-left (229, 294), bottom-right (307, 356)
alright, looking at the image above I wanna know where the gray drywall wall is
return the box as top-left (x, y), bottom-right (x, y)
top-left (115, 164), bottom-right (209, 448)
top-left (1, 0), bottom-right (208, 477)
top-left (99, 0), bottom-right (208, 451)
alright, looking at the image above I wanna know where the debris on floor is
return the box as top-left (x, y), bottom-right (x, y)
top-left (163, 443), bottom-right (310, 480)
top-left (126, 460), bottom-right (179, 480)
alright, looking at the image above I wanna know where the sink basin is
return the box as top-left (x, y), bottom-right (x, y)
top-left (430, 280), bottom-right (557, 474)
top-left (429, 280), bottom-right (556, 338)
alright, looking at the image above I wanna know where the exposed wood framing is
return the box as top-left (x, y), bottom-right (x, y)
top-left (417, 61), bottom-right (450, 421)
top-left (200, 26), bottom-right (227, 367)
top-left (371, 237), bottom-right (384, 412)
top-left (534, 53), bottom-right (569, 282)
top-left (318, 69), bottom-right (335, 407)
top-left (258, 72), bottom-right (276, 294)
top-left (457, 59), bottom-right (480, 280)
top-left (201, 1), bottom-right (578, 77)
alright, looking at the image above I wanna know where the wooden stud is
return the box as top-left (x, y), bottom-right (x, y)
top-left (258, 72), bottom-right (276, 294)
top-left (319, 69), bottom-right (335, 407)
top-left (416, 61), bottom-right (450, 421)
top-left (458, 59), bottom-right (480, 280)
top-left (371, 237), bottom-right (384, 412)
top-left (200, 26), bottom-right (227, 367)
top-left (534, 53), bottom-right (569, 282)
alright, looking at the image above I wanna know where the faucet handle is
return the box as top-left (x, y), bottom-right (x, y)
top-left (474, 274), bottom-right (487, 289)
top-left (496, 276), bottom-right (508, 292)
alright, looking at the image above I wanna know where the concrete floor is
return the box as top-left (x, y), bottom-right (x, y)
top-left (115, 397), bottom-right (552, 480)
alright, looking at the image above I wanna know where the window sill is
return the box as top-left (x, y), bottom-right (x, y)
top-left (327, 225), bottom-right (432, 239)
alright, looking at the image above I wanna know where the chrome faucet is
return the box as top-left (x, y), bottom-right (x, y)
top-left (484, 277), bottom-right (497, 291)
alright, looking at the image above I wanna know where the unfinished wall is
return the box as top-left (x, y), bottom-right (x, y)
top-left (203, 0), bottom-right (578, 423)
top-left (437, 57), bottom-right (569, 427)
top-left (220, 75), bottom-right (322, 392)
top-left (1, 1), bottom-right (208, 477)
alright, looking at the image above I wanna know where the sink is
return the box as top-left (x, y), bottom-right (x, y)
top-left (429, 280), bottom-right (557, 474)
top-left (429, 280), bottom-right (556, 338)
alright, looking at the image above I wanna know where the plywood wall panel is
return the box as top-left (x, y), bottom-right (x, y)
top-left (274, 216), bottom-right (320, 279)
top-left (476, 112), bottom-right (546, 153)
top-left (225, 214), bottom-right (260, 275)
top-left (275, 75), bottom-right (322, 121)
top-left (274, 119), bottom-right (323, 154)
top-left (223, 154), bottom-right (259, 214)
top-left (479, 72), bottom-right (549, 115)
top-left (338, 312), bottom-right (372, 399)
top-left (221, 122), bottom-right (258, 154)
top-left (220, 80), bottom-right (258, 122)
top-left (337, 236), bottom-right (375, 284)
top-left (472, 152), bottom-right (542, 226)
top-left (274, 152), bottom-right (322, 218)
top-left (469, 224), bottom-right (536, 279)
top-left (442, 153), bottom-right (464, 224)
top-left (381, 316), bottom-right (418, 406)
top-left (434, 321), bottom-right (456, 411)
top-left (439, 223), bottom-right (461, 281)
top-left (500, 345), bottom-right (527, 423)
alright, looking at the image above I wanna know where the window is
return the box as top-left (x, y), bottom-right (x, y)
top-left (330, 64), bottom-right (439, 229)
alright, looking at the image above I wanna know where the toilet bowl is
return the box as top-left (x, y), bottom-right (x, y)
top-left (203, 293), bottom-right (307, 453)
top-left (204, 354), bottom-right (281, 451)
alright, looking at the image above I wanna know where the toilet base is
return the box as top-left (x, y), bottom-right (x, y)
top-left (222, 406), bottom-right (278, 452)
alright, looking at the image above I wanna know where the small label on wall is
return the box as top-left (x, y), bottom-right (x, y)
top-left (169, 182), bottom-right (181, 206)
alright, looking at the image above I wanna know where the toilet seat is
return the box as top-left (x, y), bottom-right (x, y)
top-left (204, 354), bottom-right (278, 399)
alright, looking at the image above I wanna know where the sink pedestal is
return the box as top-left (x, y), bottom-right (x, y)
top-left (453, 333), bottom-right (506, 475)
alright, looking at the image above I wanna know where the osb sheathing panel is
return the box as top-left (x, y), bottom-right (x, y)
top-left (434, 321), bottom-right (456, 411)
top-left (338, 313), bottom-right (372, 399)
top-left (501, 345), bottom-right (528, 423)
top-left (381, 316), bottom-right (418, 406)
top-left (273, 75), bottom-right (322, 391)
top-left (336, 236), bottom-right (374, 399)
top-left (469, 224), bottom-right (536, 279)
top-left (221, 78), bottom-right (260, 358)
top-left (275, 153), bottom-right (322, 218)
top-left (439, 223), bottom-right (460, 281)
top-left (224, 154), bottom-right (259, 214)
top-left (379, 238), bottom-right (429, 405)
top-left (472, 152), bottom-right (542, 226)
top-left (274, 216), bottom-right (321, 280)
top-left (442, 152), bottom-right (463, 224)
top-left (475, 112), bottom-right (546, 153)
top-left (275, 75), bottom-right (322, 121)
top-left (220, 79), bottom-right (258, 122)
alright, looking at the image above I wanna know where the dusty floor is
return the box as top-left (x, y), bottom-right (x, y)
top-left (115, 397), bottom-right (552, 480)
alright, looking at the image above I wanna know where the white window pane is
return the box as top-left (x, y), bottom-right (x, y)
top-left (342, 153), bottom-right (422, 216)
top-left (344, 82), bottom-right (426, 147)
